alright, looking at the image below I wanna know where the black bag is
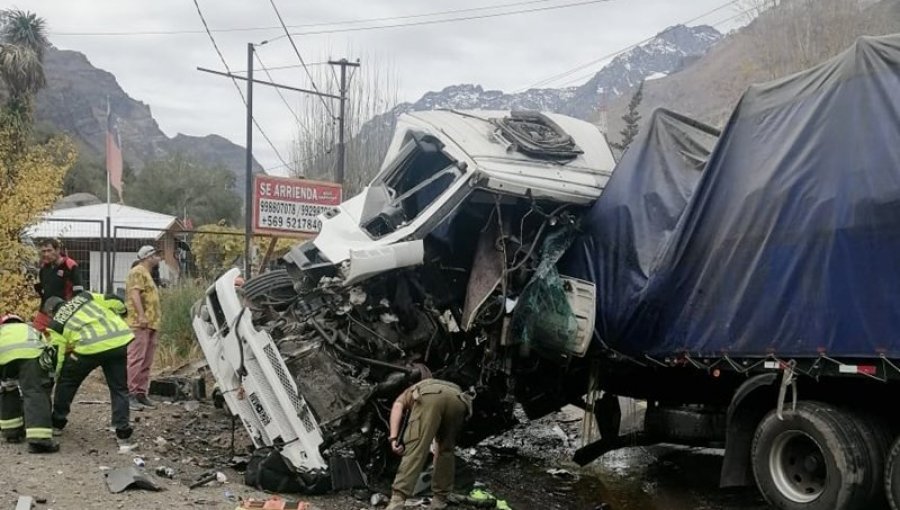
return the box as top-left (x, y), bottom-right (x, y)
top-left (244, 447), bottom-right (331, 494)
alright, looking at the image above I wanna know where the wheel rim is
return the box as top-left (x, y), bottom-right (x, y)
top-left (768, 430), bottom-right (827, 503)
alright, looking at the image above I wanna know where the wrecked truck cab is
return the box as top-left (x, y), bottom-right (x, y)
top-left (192, 269), bottom-right (330, 489)
top-left (193, 109), bottom-right (615, 490)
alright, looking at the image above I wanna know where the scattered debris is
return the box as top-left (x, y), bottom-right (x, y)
top-left (154, 436), bottom-right (168, 447)
top-left (546, 468), bottom-right (577, 480)
top-left (369, 493), bottom-right (389, 506)
top-left (229, 455), bottom-right (250, 470)
top-left (104, 467), bottom-right (163, 494)
top-left (155, 466), bottom-right (176, 479)
top-left (76, 400), bottom-right (109, 405)
top-left (35, 497), bottom-right (47, 504)
top-left (188, 470), bottom-right (227, 489)
top-left (149, 376), bottom-right (206, 402)
top-left (133, 457), bottom-right (145, 468)
top-left (15, 496), bottom-right (33, 510)
top-left (183, 400), bottom-right (201, 412)
top-left (236, 497), bottom-right (316, 509)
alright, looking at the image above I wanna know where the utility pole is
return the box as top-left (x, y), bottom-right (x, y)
top-left (328, 58), bottom-right (360, 186)
top-left (244, 43), bottom-right (254, 280)
top-left (198, 53), bottom-right (355, 279)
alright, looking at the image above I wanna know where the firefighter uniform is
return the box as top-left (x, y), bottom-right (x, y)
top-left (0, 319), bottom-right (56, 452)
top-left (389, 379), bottom-right (472, 509)
top-left (45, 292), bottom-right (134, 442)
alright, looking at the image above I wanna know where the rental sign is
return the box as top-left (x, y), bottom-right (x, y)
top-left (252, 175), bottom-right (343, 236)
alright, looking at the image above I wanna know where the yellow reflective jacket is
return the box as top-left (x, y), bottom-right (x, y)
top-left (47, 292), bottom-right (133, 357)
top-left (0, 323), bottom-right (44, 365)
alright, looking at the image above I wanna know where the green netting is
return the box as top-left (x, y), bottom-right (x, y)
top-left (509, 225), bottom-right (579, 353)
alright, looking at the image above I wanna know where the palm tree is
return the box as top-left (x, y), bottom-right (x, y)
top-left (0, 9), bottom-right (48, 156)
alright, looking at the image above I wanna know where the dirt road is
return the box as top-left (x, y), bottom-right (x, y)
top-left (1, 374), bottom-right (770, 510)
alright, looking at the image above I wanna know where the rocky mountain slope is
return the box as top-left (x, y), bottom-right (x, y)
top-left (395, 24), bottom-right (721, 120)
top-left (318, 23), bottom-right (723, 190)
top-left (34, 46), bottom-right (261, 195)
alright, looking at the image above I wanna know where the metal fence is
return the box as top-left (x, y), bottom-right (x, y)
top-left (36, 218), bottom-right (108, 291)
top-left (29, 220), bottom-right (295, 296)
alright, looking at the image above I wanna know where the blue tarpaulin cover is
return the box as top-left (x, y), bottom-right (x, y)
top-left (561, 34), bottom-right (900, 359)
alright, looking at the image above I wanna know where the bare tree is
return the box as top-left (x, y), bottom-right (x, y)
top-left (289, 51), bottom-right (400, 197)
top-left (740, 0), bottom-right (867, 79)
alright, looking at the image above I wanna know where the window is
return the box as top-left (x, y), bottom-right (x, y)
top-left (360, 133), bottom-right (464, 238)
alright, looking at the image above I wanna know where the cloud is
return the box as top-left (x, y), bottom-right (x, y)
top-left (27, 0), bottom-right (737, 171)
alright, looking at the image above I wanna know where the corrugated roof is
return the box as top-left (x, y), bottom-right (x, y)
top-left (26, 204), bottom-right (180, 240)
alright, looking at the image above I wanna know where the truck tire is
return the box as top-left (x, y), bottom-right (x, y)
top-left (752, 401), bottom-right (871, 510)
top-left (853, 412), bottom-right (890, 509)
top-left (884, 436), bottom-right (900, 510)
top-left (242, 269), bottom-right (295, 306)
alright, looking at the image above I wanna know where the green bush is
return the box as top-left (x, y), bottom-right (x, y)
top-left (156, 280), bottom-right (208, 368)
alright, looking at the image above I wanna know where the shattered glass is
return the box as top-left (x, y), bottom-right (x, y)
top-left (509, 225), bottom-right (580, 353)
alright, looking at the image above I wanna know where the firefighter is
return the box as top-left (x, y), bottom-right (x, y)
top-left (43, 292), bottom-right (134, 446)
top-left (386, 376), bottom-right (473, 510)
top-left (0, 314), bottom-right (58, 453)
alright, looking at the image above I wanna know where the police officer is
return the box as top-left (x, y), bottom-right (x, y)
top-left (386, 376), bottom-right (472, 510)
top-left (0, 314), bottom-right (57, 453)
top-left (43, 292), bottom-right (134, 446)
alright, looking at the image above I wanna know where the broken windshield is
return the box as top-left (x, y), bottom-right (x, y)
top-left (360, 133), bottom-right (463, 238)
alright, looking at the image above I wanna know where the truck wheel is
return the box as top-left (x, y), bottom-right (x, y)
top-left (884, 436), bottom-right (900, 509)
top-left (853, 413), bottom-right (890, 508)
top-left (242, 269), bottom-right (295, 306)
top-left (752, 401), bottom-right (870, 510)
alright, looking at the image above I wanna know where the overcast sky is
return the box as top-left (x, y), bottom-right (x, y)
top-left (25, 0), bottom-right (746, 174)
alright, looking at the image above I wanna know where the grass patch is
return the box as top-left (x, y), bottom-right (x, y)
top-left (155, 280), bottom-right (208, 369)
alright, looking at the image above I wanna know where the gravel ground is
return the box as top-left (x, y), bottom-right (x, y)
top-left (1, 374), bottom-right (769, 510)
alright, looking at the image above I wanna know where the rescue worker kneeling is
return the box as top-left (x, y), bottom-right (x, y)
top-left (387, 377), bottom-right (473, 510)
top-left (44, 292), bottom-right (134, 446)
top-left (0, 314), bottom-right (58, 453)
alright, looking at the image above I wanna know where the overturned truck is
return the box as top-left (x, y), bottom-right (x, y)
top-left (192, 109), bottom-right (615, 490)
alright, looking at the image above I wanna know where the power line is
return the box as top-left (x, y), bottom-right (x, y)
top-left (520, 0), bottom-right (742, 91)
top-left (232, 61), bottom-right (330, 74)
top-left (252, 50), bottom-right (326, 154)
top-left (254, 51), bottom-right (302, 125)
top-left (271, 0), bottom-right (613, 40)
top-left (191, 0), bottom-right (290, 171)
top-left (552, 7), bottom-right (751, 89)
top-left (50, 0), bottom-right (558, 37)
top-left (265, 0), bottom-right (335, 118)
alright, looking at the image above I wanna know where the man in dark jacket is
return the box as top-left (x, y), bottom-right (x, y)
top-left (33, 239), bottom-right (83, 332)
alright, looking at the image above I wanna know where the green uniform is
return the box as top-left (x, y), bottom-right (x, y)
top-left (392, 379), bottom-right (471, 500)
top-left (48, 292), bottom-right (133, 439)
top-left (0, 322), bottom-right (53, 443)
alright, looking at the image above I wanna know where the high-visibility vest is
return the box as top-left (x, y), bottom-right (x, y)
top-left (0, 323), bottom-right (44, 365)
top-left (48, 293), bottom-right (133, 355)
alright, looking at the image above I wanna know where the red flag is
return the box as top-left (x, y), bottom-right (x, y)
top-left (106, 107), bottom-right (124, 203)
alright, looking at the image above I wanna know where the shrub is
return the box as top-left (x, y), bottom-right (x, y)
top-left (155, 280), bottom-right (208, 368)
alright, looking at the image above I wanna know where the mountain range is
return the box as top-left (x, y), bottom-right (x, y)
top-left (34, 46), bottom-right (262, 196)
top-left (393, 24), bottom-right (722, 122)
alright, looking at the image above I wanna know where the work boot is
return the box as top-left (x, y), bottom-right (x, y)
top-left (136, 394), bottom-right (156, 409)
top-left (129, 395), bottom-right (145, 411)
top-left (28, 440), bottom-right (60, 454)
top-left (4, 429), bottom-right (24, 444)
top-left (429, 495), bottom-right (449, 510)
top-left (385, 493), bottom-right (406, 510)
